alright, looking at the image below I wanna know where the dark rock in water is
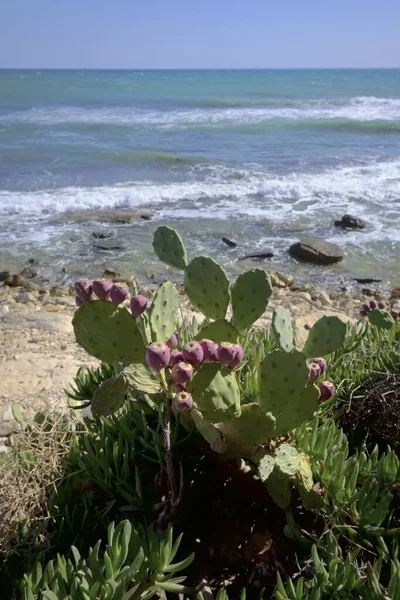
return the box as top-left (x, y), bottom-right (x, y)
top-left (289, 238), bottom-right (344, 264)
top-left (354, 278), bottom-right (382, 284)
top-left (92, 230), bottom-right (116, 239)
top-left (93, 242), bottom-right (126, 251)
top-left (238, 249), bottom-right (274, 261)
top-left (20, 266), bottom-right (38, 279)
top-left (222, 237), bottom-right (237, 248)
top-left (334, 214), bottom-right (366, 229)
top-left (28, 258), bottom-right (40, 265)
top-left (5, 274), bottom-right (24, 287)
top-left (103, 268), bottom-right (121, 278)
top-left (139, 212), bottom-right (153, 221)
top-left (0, 270), bottom-right (10, 282)
top-left (59, 209), bottom-right (152, 225)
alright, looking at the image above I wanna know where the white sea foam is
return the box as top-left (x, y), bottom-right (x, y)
top-left (2, 96), bottom-right (400, 127)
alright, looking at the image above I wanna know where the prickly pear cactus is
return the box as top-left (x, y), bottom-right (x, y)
top-left (258, 349), bottom-right (320, 436)
top-left (124, 363), bottom-right (161, 394)
top-left (257, 454), bottom-right (276, 482)
top-left (73, 300), bottom-right (146, 364)
top-left (191, 407), bottom-right (227, 453)
top-left (187, 362), bottom-right (241, 422)
top-left (368, 308), bottom-right (395, 330)
top-left (219, 403), bottom-right (276, 456)
top-left (152, 225), bottom-right (188, 270)
top-left (264, 470), bottom-right (292, 510)
top-left (272, 306), bottom-right (294, 353)
top-left (231, 268), bottom-right (272, 331)
top-left (302, 315), bottom-right (347, 358)
top-left (195, 319), bottom-right (239, 344)
top-left (295, 453), bottom-right (321, 510)
top-left (184, 257), bottom-right (230, 320)
top-left (91, 373), bottom-right (127, 416)
top-left (148, 281), bottom-right (179, 342)
top-left (274, 443), bottom-right (300, 476)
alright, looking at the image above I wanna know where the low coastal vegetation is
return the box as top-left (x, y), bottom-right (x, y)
top-left (1, 226), bottom-right (400, 599)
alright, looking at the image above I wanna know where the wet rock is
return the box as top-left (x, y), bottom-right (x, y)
top-left (92, 230), bottom-right (116, 239)
top-left (5, 274), bottom-right (24, 287)
top-left (103, 268), bottom-right (121, 278)
top-left (0, 270), bottom-right (10, 282)
top-left (238, 249), bottom-right (274, 260)
top-left (334, 214), bottom-right (366, 229)
top-left (354, 278), bottom-right (382, 284)
top-left (93, 241), bottom-right (126, 251)
top-left (50, 286), bottom-right (67, 297)
top-left (391, 288), bottom-right (400, 299)
top-left (139, 211), bottom-right (153, 221)
top-left (20, 266), bottom-right (38, 279)
top-left (28, 258), bottom-right (40, 265)
top-left (222, 237), bottom-right (237, 248)
top-left (289, 238), bottom-right (344, 264)
top-left (59, 209), bottom-right (151, 225)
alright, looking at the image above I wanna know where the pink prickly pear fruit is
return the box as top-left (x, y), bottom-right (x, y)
top-left (74, 279), bottom-right (93, 302)
top-left (92, 279), bottom-right (113, 300)
top-left (311, 357), bottom-right (327, 376)
top-left (199, 339), bottom-right (219, 362)
top-left (109, 284), bottom-right (129, 306)
top-left (228, 344), bottom-right (244, 369)
top-left (182, 341), bottom-right (204, 367)
top-left (360, 309), bottom-right (368, 318)
top-left (369, 300), bottom-right (377, 310)
top-left (174, 391), bottom-right (193, 412)
top-left (166, 332), bottom-right (179, 350)
top-left (361, 303), bottom-right (371, 313)
top-left (130, 295), bottom-right (147, 318)
top-left (308, 362), bottom-right (321, 383)
top-left (145, 342), bottom-right (171, 371)
top-left (217, 342), bottom-right (238, 366)
top-left (377, 301), bottom-right (386, 310)
top-left (171, 361), bottom-right (194, 385)
top-left (319, 381), bottom-right (336, 402)
top-left (169, 350), bottom-right (183, 367)
top-left (75, 295), bottom-right (84, 307)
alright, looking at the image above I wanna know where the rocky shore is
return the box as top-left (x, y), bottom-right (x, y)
top-left (1, 270), bottom-right (399, 452)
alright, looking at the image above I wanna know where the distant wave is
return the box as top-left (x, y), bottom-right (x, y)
top-left (1, 96), bottom-right (400, 130)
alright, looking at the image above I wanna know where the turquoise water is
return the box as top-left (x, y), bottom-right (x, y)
top-left (0, 69), bottom-right (400, 288)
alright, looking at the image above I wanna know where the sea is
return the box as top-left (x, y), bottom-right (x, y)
top-left (0, 69), bottom-right (399, 289)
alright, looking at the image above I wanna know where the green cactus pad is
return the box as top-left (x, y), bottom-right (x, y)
top-left (272, 306), bottom-right (294, 352)
top-left (148, 281), bottom-right (179, 342)
top-left (264, 471), bottom-right (292, 510)
top-left (302, 315), bottom-right (347, 358)
top-left (91, 374), bottom-right (127, 416)
top-left (231, 269), bottom-right (273, 331)
top-left (184, 257), bottom-right (230, 320)
top-left (191, 407), bottom-right (227, 453)
top-left (219, 403), bottom-right (276, 455)
top-left (73, 300), bottom-right (146, 364)
top-left (152, 225), bottom-right (188, 270)
top-left (195, 319), bottom-right (239, 344)
top-left (258, 454), bottom-right (276, 482)
top-left (124, 363), bottom-right (161, 395)
top-left (11, 403), bottom-right (24, 425)
top-left (295, 453), bottom-right (321, 510)
top-left (187, 362), bottom-right (240, 422)
top-left (274, 444), bottom-right (300, 476)
top-left (258, 349), bottom-right (320, 436)
top-left (368, 309), bottom-right (395, 330)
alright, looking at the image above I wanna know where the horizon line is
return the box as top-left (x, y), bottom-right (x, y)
top-left (1, 66), bottom-right (400, 71)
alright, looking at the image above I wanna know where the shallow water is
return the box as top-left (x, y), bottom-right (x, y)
top-left (0, 69), bottom-right (399, 288)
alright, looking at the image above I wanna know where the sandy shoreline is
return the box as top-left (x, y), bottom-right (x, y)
top-left (1, 275), bottom-right (399, 446)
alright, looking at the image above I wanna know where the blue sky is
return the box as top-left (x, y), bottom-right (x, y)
top-left (1, 0), bottom-right (399, 68)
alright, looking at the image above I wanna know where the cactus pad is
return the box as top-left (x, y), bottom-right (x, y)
top-left (149, 281), bottom-right (179, 342)
top-left (231, 269), bottom-right (273, 331)
top-left (195, 319), bottom-right (239, 344)
top-left (275, 444), bottom-right (300, 476)
top-left (124, 363), bottom-right (161, 394)
top-left (264, 471), bottom-right (292, 510)
top-left (152, 226), bottom-right (187, 270)
top-left (258, 454), bottom-right (276, 482)
top-left (184, 257), bottom-right (230, 320)
top-left (272, 306), bottom-right (294, 352)
top-left (187, 362), bottom-right (240, 422)
top-left (368, 309), bottom-right (394, 330)
top-left (191, 407), bottom-right (227, 453)
top-left (73, 300), bottom-right (146, 364)
top-left (219, 403), bottom-right (276, 455)
top-left (258, 349), bottom-right (320, 436)
top-left (91, 374), bottom-right (127, 416)
top-left (302, 315), bottom-right (347, 358)
top-left (295, 453), bottom-right (321, 510)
